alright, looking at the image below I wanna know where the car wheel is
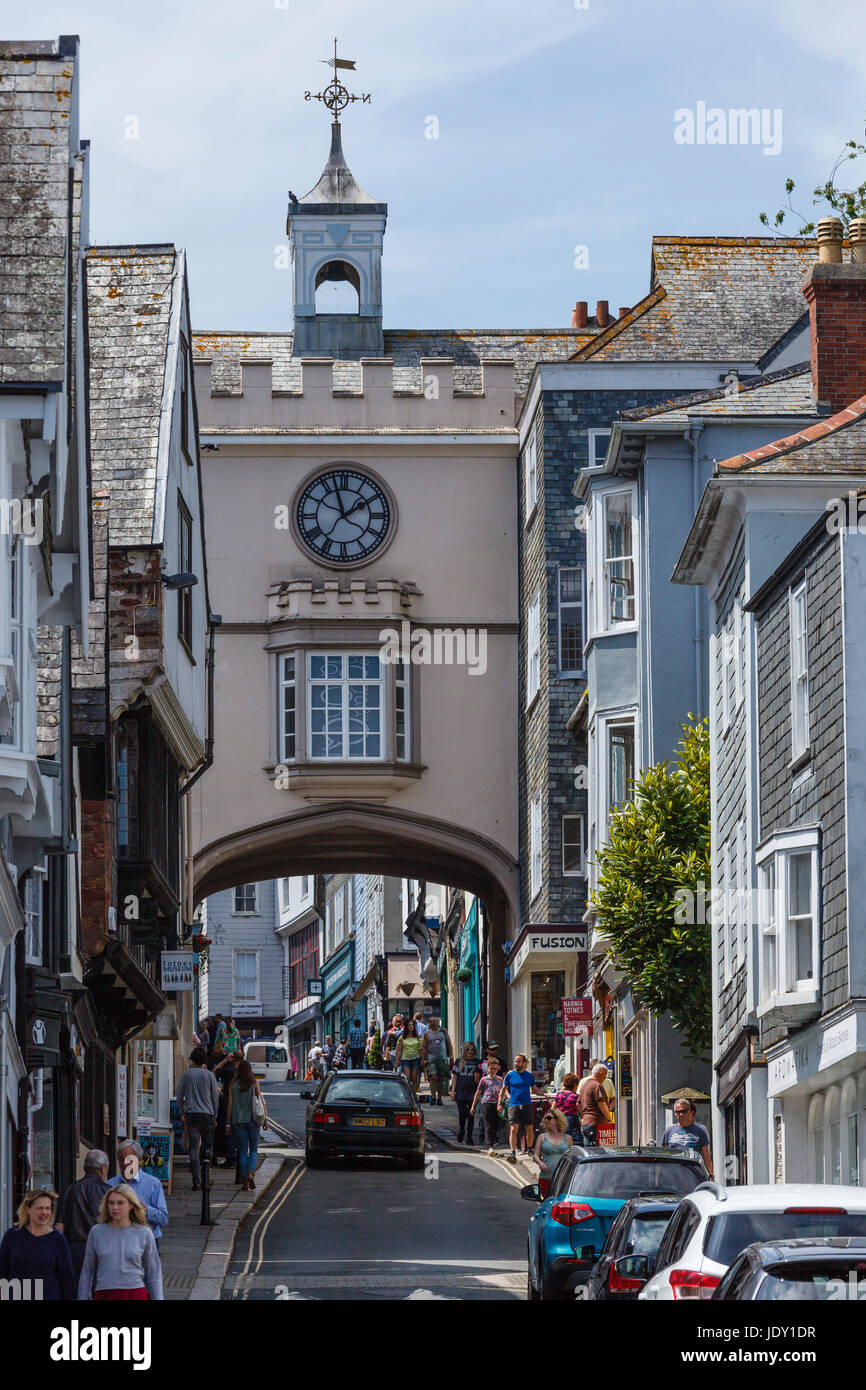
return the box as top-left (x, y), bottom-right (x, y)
top-left (304, 1149), bottom-right (323, 1168)
top-left (527, 1271), bottom-right (541, 1301)
top-left (407, 1153), bottom-right (426, 1170)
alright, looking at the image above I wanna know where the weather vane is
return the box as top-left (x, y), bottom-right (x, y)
top-left (305, 38), bottom-right (371, 123)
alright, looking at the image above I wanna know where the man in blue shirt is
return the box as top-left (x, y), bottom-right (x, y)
top-left (109, 1140), bottom-right (169, 1246)
top-left (347, 1018), bottom-right (366, 1069)
top-left (661, 1098), bottom-right (714, 1178)
top-left (501, 1054), bottom-right (545, 1164)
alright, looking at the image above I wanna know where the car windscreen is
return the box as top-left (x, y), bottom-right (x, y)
top-left (568, 1160), bottom-right (701, 1199)
top-left (705, 1213), bottom-right (866, 1268)
top-left (325, 1076), bottom-right (412, 1106)
top-left (627, 1213), bottom-right (674, 1256)
top-left (755, 1259), bottom-right (866, 1301)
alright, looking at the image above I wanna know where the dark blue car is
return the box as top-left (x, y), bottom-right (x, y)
top-left (523, 1145), bottom-right (704, 1300)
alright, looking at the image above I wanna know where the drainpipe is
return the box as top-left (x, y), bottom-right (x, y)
top-left (180, 614), bottom-right (221, 801)
top-left (0, 994), bottom-right (7, 1223)
top-left (686, 426), bottom-right (705, 715)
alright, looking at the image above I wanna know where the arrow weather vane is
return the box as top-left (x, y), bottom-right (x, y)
top-left (305, 38), bottom-right (372, 123)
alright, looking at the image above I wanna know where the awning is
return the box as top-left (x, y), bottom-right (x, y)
top-left (350, 961), bottom-right (378, 1005)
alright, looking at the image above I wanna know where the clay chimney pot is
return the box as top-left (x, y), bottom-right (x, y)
top-left (816, 216), bottom-right (844, 264)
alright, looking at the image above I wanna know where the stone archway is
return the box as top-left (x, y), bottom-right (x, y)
top-left (193, 801), bottom-right (518, 1042)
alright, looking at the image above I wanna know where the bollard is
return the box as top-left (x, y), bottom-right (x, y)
top-left (200, 1145), bottom-right (215, 1226)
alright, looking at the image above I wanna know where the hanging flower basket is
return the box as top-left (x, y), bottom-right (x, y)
top-left (192, 933), bottom-right (211, 976)
top-left (456, 966), bottom-right (473, 984)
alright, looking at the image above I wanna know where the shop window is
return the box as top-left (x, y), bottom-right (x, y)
top-left (530, 970), bottom-right (565, 1084)
top-left (135, 1040), bottom-right (158, 1121)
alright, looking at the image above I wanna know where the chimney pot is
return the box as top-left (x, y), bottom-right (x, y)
top-left (849, 218), bottom-right (866, 266)
top-left (572, 300), bottom-right (588, 329)
top-left (596, 300), bottom-right (610, 328)
top-left (816, 216), bottom-right (844, 264)
top-left (618, 306), bottom-right (630, 319)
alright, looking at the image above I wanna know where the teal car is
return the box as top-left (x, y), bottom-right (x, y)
top-left (523, 1146), bottom-right (705, 1300)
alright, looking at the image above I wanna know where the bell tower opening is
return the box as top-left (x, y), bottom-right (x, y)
top-left (314, 259), bottom-right (361, 315)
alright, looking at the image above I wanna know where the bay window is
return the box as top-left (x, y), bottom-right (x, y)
top-left (277, 651), bottom-right (412, 765)
top-left (756, 828), bottom-right (820, 1025)
top-left (603, 490), bottom-right (635, 626)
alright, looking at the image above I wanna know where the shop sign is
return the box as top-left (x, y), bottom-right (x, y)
top-left (562, 998), bottom-right (593, 1035)
top-left (231, 1002), bottom-right (261, 1017)
top-left (717, 1037), bottom-right (751, 1106)
top-left (307, 979), bottom-right (323, 996)
top-left (767, 1010), bottom-right (863, 1097)
top-left (620, 1051), bottom-right (632, 1100)
top-left (160, 951), bottom-right (196, 991)
top-left (116, 1064), bottom-right (128, 1139)
top-left (510, 927), bottom-right (587, 980)
top-left (597, 1122), bottom-right (616, 1146)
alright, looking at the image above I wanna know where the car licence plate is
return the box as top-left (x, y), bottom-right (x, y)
top-left (350, 1116), bottom-right (386, 1127)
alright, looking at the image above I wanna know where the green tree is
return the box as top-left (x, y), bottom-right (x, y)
top-left (760, 130), bottom-right (866, 235)
top-left (590, 715), bottom-right (711, 1061)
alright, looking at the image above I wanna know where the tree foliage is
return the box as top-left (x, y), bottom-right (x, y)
top-left (590, 715), bottom-right (711, 1061)
top-left (760, 131), bottom-right (866, 235)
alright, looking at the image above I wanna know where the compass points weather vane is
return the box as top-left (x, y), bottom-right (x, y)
top-left (305, 38), bottom-right (371, 123)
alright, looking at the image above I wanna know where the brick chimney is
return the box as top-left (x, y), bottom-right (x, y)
top-left (618, 306), bottom-right (630, 319)
top-left (802, 215), bottom-right (866, 412)
top-left (596, 300), bottom-right (610, 328)
top-left (571, 300), bottom-right (588, 328)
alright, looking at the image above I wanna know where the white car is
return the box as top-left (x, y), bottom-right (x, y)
top-left (244, 1039), bottom-right (290, 1082)
top-left (639, 1183), bottom-right (866, 1300)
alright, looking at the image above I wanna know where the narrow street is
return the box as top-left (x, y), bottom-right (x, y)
top-left (224, 1083), bottom-right (530, 1300)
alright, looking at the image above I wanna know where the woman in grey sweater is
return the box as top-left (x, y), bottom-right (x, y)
top-left (78, 1184), bottom-right (163, 1301)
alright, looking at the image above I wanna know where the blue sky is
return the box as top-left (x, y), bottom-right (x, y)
top-left (20, 0), bottom-right (866, 330)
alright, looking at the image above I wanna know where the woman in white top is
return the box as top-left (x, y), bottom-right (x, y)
top-left (78, 1184), bottom-right (162, 1301)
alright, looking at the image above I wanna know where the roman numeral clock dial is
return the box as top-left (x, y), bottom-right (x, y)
top-left (294, 466), bottom-right (394, 567)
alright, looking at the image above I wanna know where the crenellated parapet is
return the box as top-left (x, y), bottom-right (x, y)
top-left (194, 356), bottom-right (516, 432)
top-left (267, 576), bottom-right (422, 622)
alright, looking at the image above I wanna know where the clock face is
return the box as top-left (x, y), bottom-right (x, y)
top-left (295, 467), bottom-right (392, 565)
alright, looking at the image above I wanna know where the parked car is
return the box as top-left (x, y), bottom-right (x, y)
top-left (244, 1039), bottom-right (290, 1082)
top-left (581, 1195), bottom-right (681, 1301)
top-left (712, 1237), bottom-right (866, 1300)
top-left (301, 1069), bottom-right (426, 1169)
top-left (640, 1184), bottom-right (866, 1300)
top-left (523, 1145), bottom-right (705, 1301)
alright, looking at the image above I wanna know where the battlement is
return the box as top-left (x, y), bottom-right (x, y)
top-left (267, 577), bottom-right (422, 622)
top-left (194, 356), bottom-right (516, 432)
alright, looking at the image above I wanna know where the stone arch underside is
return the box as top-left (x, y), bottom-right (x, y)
top-left (192, 801), bottom-right (518, 1039)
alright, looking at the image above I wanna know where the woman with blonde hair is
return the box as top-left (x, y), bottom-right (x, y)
top-left (78, 1183), bottom-right (162, 1301)
top-left (533, 1108), bottom-right (573, 1197)
top-left (0, 1187), bottom-right (75, 1300)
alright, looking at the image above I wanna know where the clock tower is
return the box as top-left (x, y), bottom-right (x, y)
top-left (288, 120), bottom-right (387, 359)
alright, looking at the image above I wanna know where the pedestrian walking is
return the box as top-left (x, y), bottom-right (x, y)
top-left (412, 1011), bottom-right (428, 1038)
top-left (421, 1017), bottom-right (453, 1105)
top-left (213, 1053), bottom-right (239, 1165)
top-left (77, 1185), bottom-right (162, 1302)
top-left (395, 1016), bottom-right (424, 1095)
top-left (55, 1149), bottom-right (111, 1279)
top-left (0, 1188), bottom-right (75, 1300)
top-left (501, 1054), bottom-right (545, 1163)
top-left (450, 1042), bottom-right (482, 1143)
top-left (223, 1017), bottom-right (243, 1058)
top-left (553, 1073), bottom-right (582, 1142)
top-left (661, 1097), bottom-right (714, 1177)
top-left (366, 1024), bottom-right (383, 1070)
top-left (534, 1109), bottom-right (573, 1197)
top-left (176, 1046), bottom-right (220, 1191)
top-left (480, 1040), bottom-right (501, 1075)
top-left (577, 1063), bottom-right (612, 1146)
top-left (470, 1056), bottom-right (504, 1152)
top-left (323, 1035), bottom-right (337, 1071)
top-left (348, 1017), bottom-right (366, 1069)
top-left (227, 1059), bottom-right (268, 1191)
top-left (307, 1039), bottom-right (324, 1080)
top-left (289, 1049), bottom-right (299, 1080)
top-left (194, 1019), bottom-right (210, 1051)
top-left (333, 1038), bottom-right (349, 1069)
top-left (108, 1141), bottom-right (169, 1246)
top-left (383, 1016), bottom-right (404, 1072)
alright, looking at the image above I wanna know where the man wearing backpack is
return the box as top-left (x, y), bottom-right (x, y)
top-left (421, 1017), bottom-right (453, 1105)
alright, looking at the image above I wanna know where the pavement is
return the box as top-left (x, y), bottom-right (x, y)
top-left (159, 1146), bottom-right (287, 1300)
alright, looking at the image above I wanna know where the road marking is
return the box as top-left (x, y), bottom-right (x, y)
top-left (249, 1257), bottom-right (526, 1269)
top-left (253, 1161), bottom-right (306, 1276)
top-left (239, 1162), bottom-right (303, 1280)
